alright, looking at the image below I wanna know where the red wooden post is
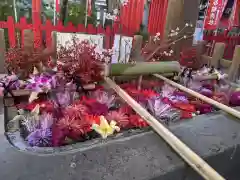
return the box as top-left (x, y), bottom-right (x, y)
top-left (65, 22), bottom-right (77, 32)
top-left (96, 25), bottom-right (105, 34)
top-left (56, 20), bottom-right (64, 32)
top-left (33, 16), bottom-right (42, 48)
top-left (7, 16), bottom-right (16, 48)
top-left (32, 0), bottom-right (42, 48)
top-left (105, 25), bottom-right (112, 49)
top-left (45, 19), bottom-right (54, 48)
top-left (18, 17), bottom-right (28, 47)
top-left (77, 24), bottom-right (86, 33)
top-left (0, 21), bottom-right (7, 29)
top-left (113, 23), bottom-right (120, 35)
top-left (87, 24), bottom-right (97, 34)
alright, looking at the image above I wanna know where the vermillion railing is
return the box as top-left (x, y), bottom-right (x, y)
top-left (203, 29), bottom-right (240, 60)
top-left (0, 16), bottom-right (135, 49)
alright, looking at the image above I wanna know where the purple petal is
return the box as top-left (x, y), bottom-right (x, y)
top-left (27, 128), bottom-right (52, 147)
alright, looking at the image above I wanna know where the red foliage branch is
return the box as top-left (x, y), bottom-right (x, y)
top-left (57, 37), bottom-right (112, 84)
top-left (5, 47), bottom-right (51, 76)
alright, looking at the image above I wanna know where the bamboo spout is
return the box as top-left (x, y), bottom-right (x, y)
top-left (105, 77), bottom-right (225, 180)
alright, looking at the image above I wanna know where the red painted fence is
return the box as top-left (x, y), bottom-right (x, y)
top-left (0, 16), bottom-right (135, 49)
top-left (203, 29), bottom-right (240, 59)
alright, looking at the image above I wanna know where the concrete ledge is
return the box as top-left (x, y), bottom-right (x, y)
top-left (1, 112), bottom-right (240, 179)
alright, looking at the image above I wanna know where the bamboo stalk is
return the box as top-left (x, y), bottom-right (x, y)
top-left (154, 74), bottom-right (240, 119)
top-left (104, 77), bottom-right (225, 180)
top-left (192, 74), bottom-right (219, 81)
top-left (109, 61), bottom-right (180, 76)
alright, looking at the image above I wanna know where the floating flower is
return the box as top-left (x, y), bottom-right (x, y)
top-left (64, 104), bottom-right (88, 120)
top-left (181, 111), bottom-right (195, 119)
top-left (161, 84), bottom-right (175, 98)
top-left (141, 89), bottom-right (158, 98)
top-left (212, 92), bottom-right (229, 105)
top-left (199, 88), bottom-right (213, 98)
top-left (106, 111), bottom-right (129, 128)
top-left (40, 113), bottom-right (54, 129)
top-left (187, 80), bottom-right (202, 91)
top-left (0, 74), bottom-right (22, 96)
top-left (147, 96), bottom-right (172, 118)
top-left (27, 69), bottom-right (56, 90)
top-left (129, 115), bottom-right (148, 128)
top-left (52, 126), bottom-right (67, 147)
top-left (171, 103), bottom-right (196, 112)
top-left (119, 105), bottom-right (133, 115)
top-left (92, 116), bottom-right (120, 139)
top-left (26, 72), bottom-right (56, 102)
top-left (168, 95), bottom-right (189, 104)
top-left (124, 88), bottom-right (141, 97)
top-left (229, 91), bottom-right (240, 106)
top-left (20, 104), bottom-right (40, 132)
top-left (26, 128), bottom-right (52, 147)
top-left (56, 91), bottom-right (71, 107)
top-left (194, 103), bottom-right (212, 114)
top-left (57, 115), bottom-right (85, 137)
top-left (85, 115), bottom-right (100, 125)
top-left (93, 90), bottom-right (116, 108)
top-left (158, 108), bottom-right (181, 123)
top-left (86, 101), bottom-right (109, 116)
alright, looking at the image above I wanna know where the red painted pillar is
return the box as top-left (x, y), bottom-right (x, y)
top-left (32, 0), bottom-right (42, 48)
top-left (148, 0), bottom-right (168, 36)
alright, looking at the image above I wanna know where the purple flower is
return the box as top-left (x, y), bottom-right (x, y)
top-left (147, 96), bottom-right (171, 117)
top-left (147, 96), bottom-right (181, 123)
top-left (92, 90), bottom-right (116, 108)
top-left (26, 128), bottom-right (52, 147)
top-left (187, 80), bottom-right (202, 91)
top-left (169, 95), bottom-right (189, 103)
top-left (40, 113), bottom-right (54, 129)
top-left (55, 91), bottom-right (71, 107)
top-left (161, 84), bottom-right (175, 98)
top-left (26, 74), bottom-right (56, 92)
top-left (0, 74), bottom-right (21, 90)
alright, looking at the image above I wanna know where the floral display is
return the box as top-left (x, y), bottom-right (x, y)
top-left (2, 36), bottom-right (236, 149)
top-left (6, 71), bottom-right (227, 148)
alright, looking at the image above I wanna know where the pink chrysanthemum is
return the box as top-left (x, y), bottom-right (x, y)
top-left (106, 111), bottom-right (129, 128)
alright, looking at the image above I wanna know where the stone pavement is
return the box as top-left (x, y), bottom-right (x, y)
top-left (0, 110), bottom-right (240, 180)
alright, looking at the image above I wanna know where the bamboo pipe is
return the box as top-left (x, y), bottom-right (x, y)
top-left (105, 77), bottom-right (225, 180)
top-left (108, 61), bottom-right (180, 76)
top-left (154, 74), bottom-right (240, 119)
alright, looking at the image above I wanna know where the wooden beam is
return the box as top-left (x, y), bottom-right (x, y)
top-left (228, 45), bottom-right (240, 81)
top-left (131, 35), bottom-right (144, 62)
top-left (210, 43), bottom-right (225, 68)
top-left (220, 58), bottom-right (232, 69)
top-left (105, 77), bottom-right (225, 180)
top-left (196, 41), bottom-right (207, 67)
top-left (201, 55), bottom-right (232, 69)
top-left (201, 55), bottom-right (212, 65)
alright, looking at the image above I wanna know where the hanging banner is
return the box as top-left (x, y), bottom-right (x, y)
top-left (228, 0), bottom-right (239, 28)
top-left (204, 0), bottom-right (227, 30)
